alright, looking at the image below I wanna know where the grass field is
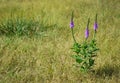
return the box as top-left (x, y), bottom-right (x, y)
top-left (0, 0), bottom-right (120, 83)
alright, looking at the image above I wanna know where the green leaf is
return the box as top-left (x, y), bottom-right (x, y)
top-left (71, 55), bottom-right (83, 63)
top-left (89, 59), bottom-right (94, 66)
top-left (76, 58), bottom-right (83, 64)
top-left (80, 66), bottom-right (88, 72)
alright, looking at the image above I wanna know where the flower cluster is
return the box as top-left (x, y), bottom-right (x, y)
top-left (70, 13), bottom-right (99, 72)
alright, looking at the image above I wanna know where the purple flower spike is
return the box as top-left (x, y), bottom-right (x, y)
top-left (94, 14), bottom-right (98, 31)
top-left (94, 22), bottom-right (98, 31)
top-left (85, 18), bottom-right (90, 39)
top-left (85, 27), bottom-right (89, 39)
top-left (70, 21), bottom-right (74, 28)
top-left (70, 11), bottom-right (74, 28)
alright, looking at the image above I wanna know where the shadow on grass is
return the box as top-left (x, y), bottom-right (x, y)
top-left (94, 64), bottom-right (120, 78)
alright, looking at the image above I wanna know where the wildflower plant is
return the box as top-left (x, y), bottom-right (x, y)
top-left (70, 13), bottom-right (99, 72)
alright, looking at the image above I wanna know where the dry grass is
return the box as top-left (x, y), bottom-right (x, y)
top-left (0, 0), bottom-right (120, 83)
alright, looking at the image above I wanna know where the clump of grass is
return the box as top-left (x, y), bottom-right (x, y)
top-left (0, 17), bottom-right (40, 36)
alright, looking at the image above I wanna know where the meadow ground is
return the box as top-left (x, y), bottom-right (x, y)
top-left (0, 0), bottom-right (120, 83)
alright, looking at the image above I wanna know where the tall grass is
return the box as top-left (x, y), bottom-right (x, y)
top-left (0, 17), bottom-right (40, 36)
top-left (0, 0), bottom-right (120, 83)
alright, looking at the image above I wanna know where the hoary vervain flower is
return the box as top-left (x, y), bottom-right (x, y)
top-left (70, 11), bottom-right (76, 43)
top-left (94, 14), bottom-right (98, 31)
top-left (85, 27), bottom-right (89, 39)
top-left (70, 11), bottom-right (74, 28)
top-left (70, 21), bottom-right (74, 28)
top-left (85, 18), bottom-right (90, 39)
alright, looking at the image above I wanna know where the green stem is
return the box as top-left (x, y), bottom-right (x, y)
top-left (71, 28), bottom-right (76, 43)
top-left (87, 18), bottom-right (90, 28)
top-left (84, 38), bottom-right (87, 43)
top-left (93, 30), bottom-right (96, 40)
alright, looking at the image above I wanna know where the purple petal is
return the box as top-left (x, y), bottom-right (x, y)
top-left (70, 21), bottom-right (74, 28)
top-left (94, 22), bottom-right (98, 31)
top-left (85, 28), bottom-right (89, 39)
